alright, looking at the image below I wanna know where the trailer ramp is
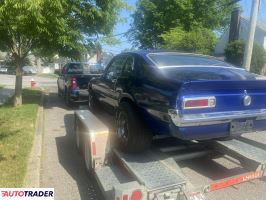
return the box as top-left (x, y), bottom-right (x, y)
top-left (211, 139), bottom-right (266, 171)
top-left (114, 150), bottom-right (190, 200)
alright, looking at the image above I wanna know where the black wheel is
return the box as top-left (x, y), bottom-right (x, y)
top-left (116, 102), bottom-right (152, 153)
top-left (57, 87), bottom-right (62, 97)
top-left (84, 139), bottom-right (92, 172)
top-left (88, 89), bottom-right (100, 113)
top-left (65, 88), bottom-right (73, 107)
top-left (75, 116), bottom-right (83, 153)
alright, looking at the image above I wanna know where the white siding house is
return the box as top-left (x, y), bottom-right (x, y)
top-left (215, 17), bottom-right (266, 55)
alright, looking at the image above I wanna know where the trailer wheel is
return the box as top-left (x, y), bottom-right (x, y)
top-left (84, 141), bottom-right (92, 172)
top-left (75, 117), bottom-right (82, 153)
top-left (116, 102), bottom-right (152, 153)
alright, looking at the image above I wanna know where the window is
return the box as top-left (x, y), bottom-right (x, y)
top-left (161, 66), bottom-right (256, 81)
top-left (148, 53), bottom-right (233, 67)
top-left (122, 56), bottom-right (134, 75)
top-left (105, 56), bottom-right (126, 80)
top-left (61, 64), bottom-right (68, 74)
top-left (67, 63), bottom-right (83, 74)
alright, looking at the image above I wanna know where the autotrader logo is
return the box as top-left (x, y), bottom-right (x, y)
top-left (0, 188), bottom-right (54, 199)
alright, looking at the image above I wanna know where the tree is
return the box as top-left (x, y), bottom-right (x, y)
top-left (224, 40), bottom-right (266, 74)
top-left (160, 26), bottom-right (217, 54)
top-left (224, 40), bottom-right (245, 66)
top-left (129, 0), bottom-right (236, 48)
top-left (0, 0), bottom-right (124, 106)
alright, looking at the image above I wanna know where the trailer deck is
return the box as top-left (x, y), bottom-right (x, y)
top-left (74, 110), bottom-right (266, 200)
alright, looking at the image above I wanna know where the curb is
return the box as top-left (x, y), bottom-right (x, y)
top-left (23, 90), bottom-right (45, 187)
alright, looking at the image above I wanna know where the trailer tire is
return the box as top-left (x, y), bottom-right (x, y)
top-left (84, 140), bottom-right (92, 173)
top-left (116, 102), bottom-right (152, 153)
top-left (75, 117), bottom-right (83, 154)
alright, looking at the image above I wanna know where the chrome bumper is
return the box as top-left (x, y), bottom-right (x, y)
top-left (168, 109), bottom-right (266, 127)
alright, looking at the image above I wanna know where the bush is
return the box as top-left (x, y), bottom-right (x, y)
top-left (224, 40), bottom-right (266, 74)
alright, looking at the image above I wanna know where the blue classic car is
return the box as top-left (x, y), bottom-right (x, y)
top-left (88, 51), bottom-right (266, 152)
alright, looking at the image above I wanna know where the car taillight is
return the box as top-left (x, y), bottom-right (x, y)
top-left (70, 77), bottom-right (77, 90)
top-left (183, 97), bottom-right (216, 109)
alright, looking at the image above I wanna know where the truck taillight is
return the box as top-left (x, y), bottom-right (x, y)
top-left (183, 97), bottom-right (216, 109)
top-left (70, 77), bottom-right (77, 90)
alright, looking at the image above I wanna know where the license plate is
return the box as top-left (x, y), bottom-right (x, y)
top-left (230, 120), bottom-right (254, 135)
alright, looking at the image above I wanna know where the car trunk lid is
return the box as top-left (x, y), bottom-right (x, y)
top-left (178, 80), bottom-right (266, 115)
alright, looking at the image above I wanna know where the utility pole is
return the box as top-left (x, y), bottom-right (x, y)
top-left (243, 0), bottom-right (260, 71)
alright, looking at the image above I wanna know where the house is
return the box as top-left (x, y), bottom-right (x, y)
top-left (215, 12), bottom-right (266, 55)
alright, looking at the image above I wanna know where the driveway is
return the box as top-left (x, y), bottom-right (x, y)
top-left (40, 87), bottom-right (102, 200)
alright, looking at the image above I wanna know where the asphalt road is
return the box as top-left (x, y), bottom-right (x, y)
top-left (1, 72), bottom-right (265, 200)
top-left (0, 74), bottom-right (56, 89)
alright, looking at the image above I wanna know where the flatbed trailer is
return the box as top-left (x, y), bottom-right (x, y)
top-left (74, 110), bottom-right (266, 200)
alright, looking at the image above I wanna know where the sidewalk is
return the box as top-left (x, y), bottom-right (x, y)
top-left (0, 88), bottom-right (14, 105)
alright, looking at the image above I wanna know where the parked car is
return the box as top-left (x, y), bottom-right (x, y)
top-left (0, 67), bottom-right (8, 74)
top-left (88, 50), bottom-right (266, 152)
top-left (57, 62), bottom-right (104, 106)
top-left (23, 66), bottom-right (37, 75)
top-left (7, 67), bottom-right (16, 75)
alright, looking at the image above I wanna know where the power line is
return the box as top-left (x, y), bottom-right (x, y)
top-left (89, 30), bottom-right (132, 40)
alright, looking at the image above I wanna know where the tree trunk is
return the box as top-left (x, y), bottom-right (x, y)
top-left (14, 63), bottom-right (23, 107)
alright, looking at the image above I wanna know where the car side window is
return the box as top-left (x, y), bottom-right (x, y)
top-left (104, 56), bottom-right (125, 81)
top-left (122, 56), bottom-right (134, 76)
top-left (61, 64), bottom-right (68, 75)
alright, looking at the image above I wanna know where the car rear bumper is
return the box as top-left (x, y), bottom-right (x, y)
top-left (168, 109), bottom-right (266, 140)
top-left (70, 89), bottom-right (89, 102)
top-left (169, 119), bottom-right (266, 140)
top-left (168, 109), bottom-right (266, 127)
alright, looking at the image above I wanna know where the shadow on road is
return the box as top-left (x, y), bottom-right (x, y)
top-left (55, 113), bottom-right (102, 200)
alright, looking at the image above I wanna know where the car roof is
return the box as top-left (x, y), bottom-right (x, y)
top-left (122, 50), bottom-right (219, 60)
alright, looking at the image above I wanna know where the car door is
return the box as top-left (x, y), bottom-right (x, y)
top-left (115, 55), bottom-right (135, 107)
top-left (98, 55), bottom-right (127, 110)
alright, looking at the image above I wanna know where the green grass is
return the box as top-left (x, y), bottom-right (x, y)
top-left (0, 89), bottom-right (42, 187)
top-left (37, 73), bottom-right (58, 79)
top-left (0, 85), bottom-right (4, 89)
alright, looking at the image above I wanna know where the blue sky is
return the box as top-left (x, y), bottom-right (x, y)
top-left (102, 0), bottom-right (266, 54)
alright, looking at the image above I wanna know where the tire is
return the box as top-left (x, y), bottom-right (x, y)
top-left (84, 139), bottom-right (92, 173)
top-left (57, 87), bottom-right (62, 97)
top-left (75, 116), bottom-right (82, 153)
top-left (65, 88), bottom-right (73, 107)
top-left (116, 102), bottom-right (152, 153)
top-left (88, 89), bottom-right (100, 113)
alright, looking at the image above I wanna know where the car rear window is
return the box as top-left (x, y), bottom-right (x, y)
top-left (148, 53), bottom-right (232, 67)
top-left (160, 67), bottom-right (256, 81)
top-left (67, 63), bottom-right (104, 74)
